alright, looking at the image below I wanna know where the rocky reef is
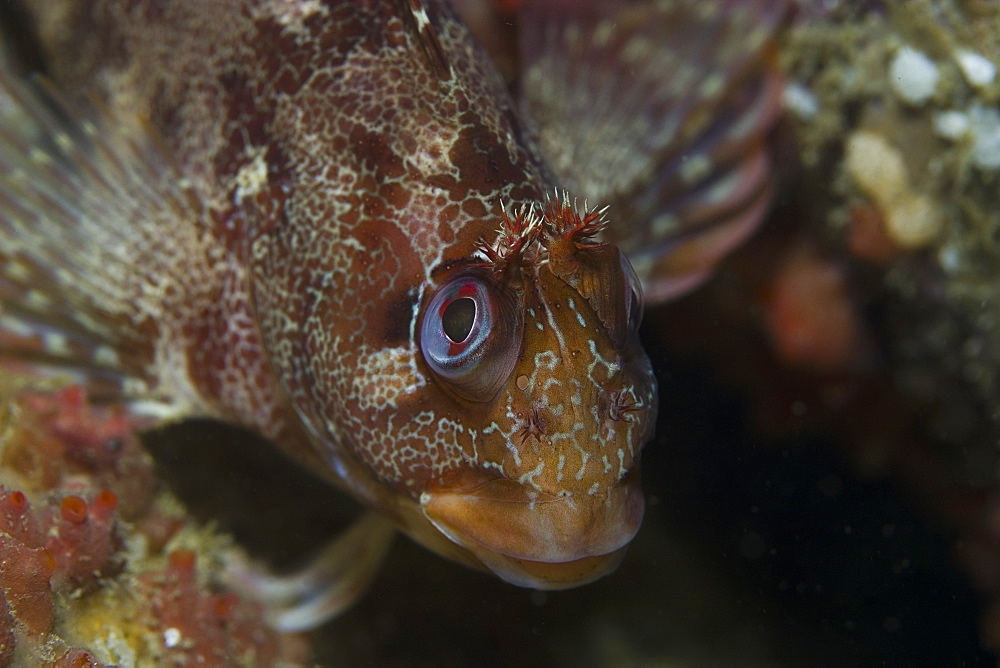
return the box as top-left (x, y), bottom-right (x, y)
top-left (786, 1), bottom-right (1000, 645)
top-left (652, 0), bottom-right (1000, 656)
top-left (0, 385), bottom-right (308, 666)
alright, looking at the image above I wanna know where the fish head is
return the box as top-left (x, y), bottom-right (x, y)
top-left (415, 195), bottom-right (657, 588)
top-left (249, 145), bottom-right (656, 591)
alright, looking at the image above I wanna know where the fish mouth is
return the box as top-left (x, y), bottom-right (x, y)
top-left (419, 467), bottom-right (644, 589)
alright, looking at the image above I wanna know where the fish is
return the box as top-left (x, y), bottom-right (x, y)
top-left (0, 0), bottom-right (786, 630)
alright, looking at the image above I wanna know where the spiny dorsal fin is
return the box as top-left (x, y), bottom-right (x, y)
top-left (399, 0), bottom-right (453, 81)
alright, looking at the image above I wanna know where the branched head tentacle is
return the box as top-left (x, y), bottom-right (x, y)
top-left (474, 190), bottom-right (617, 305)
top-left (608, 390), bottom-right (642, 422)
top-left (540, 187), bottom-right (610, 248)
top-left (475, 200), bottom-right (544, 277)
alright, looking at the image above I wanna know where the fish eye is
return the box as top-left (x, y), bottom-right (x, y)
top-left (621, 253), bottom-right (644, 334)
top-left (421, 270), bottom-right (523, 401)
top-left (442, 297), bottom-right (476, 343)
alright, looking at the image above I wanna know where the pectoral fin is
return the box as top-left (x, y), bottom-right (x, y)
top-left (225, 511), bottom-right (396, 631)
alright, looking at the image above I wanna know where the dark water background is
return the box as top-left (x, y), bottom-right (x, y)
top-left (149, 325), bottom-right (992, 666)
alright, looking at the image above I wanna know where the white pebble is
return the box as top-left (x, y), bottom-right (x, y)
top-left (968, 104), bottom-right (1000, 169)
top-left (783, 81), bottom-right (819, 119)
top-left (955, 49), bottom-right (996, 88)
top-left (844, 130), bottom-right (941, 248)
top-left (889, 47), bottom-right (939, 105)
top-left (163, 627), bottom-right (182, 648)
top-left (933, 110), bottom-right (970, 140)
top-left (845, 131), bottom-right (907, 203)
top-left (938, 245), bottom-right (961, 273)
top-left (886, 194), bottom-right (939, 248)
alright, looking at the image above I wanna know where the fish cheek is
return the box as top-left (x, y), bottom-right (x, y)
top-left (251, 203), bottom-right (424, 446)
top-left (355, 396), bottom-right (484, 496)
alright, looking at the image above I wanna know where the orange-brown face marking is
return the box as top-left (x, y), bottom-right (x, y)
top-left (406, 198), bottom-right (656, 585)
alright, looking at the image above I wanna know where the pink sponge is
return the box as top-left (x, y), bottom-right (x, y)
top-left (140, 549), bottom-right (291, 665)
top-left (44, 490), bottom-right (122, 590)
top-left (0, 532), bottom-right (56, 637)
top-left (0, 489), bottom-right (43, 548)
top-left (0, 387), bottom-right (310, 664)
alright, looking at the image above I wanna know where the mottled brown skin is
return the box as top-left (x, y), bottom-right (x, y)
top-left (13, 0), bottom-right (656, 586)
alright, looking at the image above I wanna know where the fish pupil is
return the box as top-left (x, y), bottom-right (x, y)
top-left (443, 297), bottom-right (476, 343)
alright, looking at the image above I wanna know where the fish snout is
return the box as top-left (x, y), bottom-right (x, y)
top-left (419, 467), bottom-right (644, 588)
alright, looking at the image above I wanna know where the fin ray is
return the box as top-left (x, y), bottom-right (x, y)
top-left (0, 67), bottom-right (210, 407)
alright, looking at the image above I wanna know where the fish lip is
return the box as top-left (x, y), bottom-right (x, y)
top-left (419, 467), bottom-right (644, 573)
top-left (470, 544), bottom-right (631, 590)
